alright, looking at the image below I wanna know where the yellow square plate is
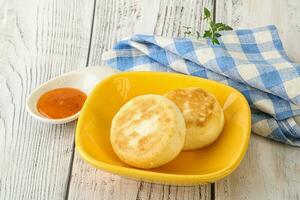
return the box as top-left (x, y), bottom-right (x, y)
top-left (76, 72), bottom-right (251, 185)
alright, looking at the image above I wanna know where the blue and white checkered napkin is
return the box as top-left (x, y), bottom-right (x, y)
top-left (102, 25), bottom-right (300, 146)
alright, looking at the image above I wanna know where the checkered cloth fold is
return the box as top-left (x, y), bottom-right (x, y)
top-left (102, 25), bottom-right (300, 146)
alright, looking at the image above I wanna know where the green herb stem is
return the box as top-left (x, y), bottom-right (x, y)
top-left (183, 7), bottom-right (233, 45)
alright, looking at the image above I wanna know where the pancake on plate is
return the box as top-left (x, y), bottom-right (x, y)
top-left (110, 94), bottom-right (186, 169)
top-left (165, 88), bottom-right (224, 150)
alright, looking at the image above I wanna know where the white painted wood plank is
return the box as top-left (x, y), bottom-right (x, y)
top-left (68, 0), bottom-right (213, 199)
top-left (87, 0), bottom-right (142, 66)
top-left (69, 153), bottom-right (211, 200)
top-left (215, 0), bottom-right (300, 199)
top-left (134, 0), bottom-right (161, 35)
top-left (215, 135), bottom-right (300, 200)
top-left (216, 0), bottom-right (300, 62)
top-left (154, 0), bottom-right (212, 37)
top-left (67, 158), bottom-right (142, 200)
top-left (0, 0), bottom-right (94, 199)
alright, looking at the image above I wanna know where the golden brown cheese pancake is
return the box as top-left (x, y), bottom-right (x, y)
top-left (165, 88), bottom-right (224, 150)
top-left (110, 94), bottom-right (186, 169)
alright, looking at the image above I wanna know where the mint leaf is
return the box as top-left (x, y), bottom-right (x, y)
top-left (203, 30), bottom-right (212, 38)
top-left (204, 8), bottom-right (211, 19)
top-left (214, 32), bottom-right (222, 37)
top-left (212, 38), bottom-right (220, 45)
top-left (224, 25), bottom-right (233, 31)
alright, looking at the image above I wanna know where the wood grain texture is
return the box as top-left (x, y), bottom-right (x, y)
top-left (0, 0), bottom-right (93, 199)
top-left (215, 1), bottom-right (300, 199)
top-left (134, 0), bottom-right (160, 35)
top-left (215, 0), bottom-right (300, 62)
top-left (69, 152), bottom-right (211, 200)
top-left (87, 0), bottom-right (141, 66)
top-left (154, 0), bottom-right (213, 37)
top-left (2, 0), bottom-right (299, 199)
top-left (215, 135), bottom-right (300, 200)
top-left (67, 0), bottom-right (213, 199)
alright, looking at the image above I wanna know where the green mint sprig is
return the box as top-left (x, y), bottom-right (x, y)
top-left (184, 7), bottom-right (233, 45)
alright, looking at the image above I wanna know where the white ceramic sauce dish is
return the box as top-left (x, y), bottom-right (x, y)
top-left (26, 66), bottom-right (120, 124)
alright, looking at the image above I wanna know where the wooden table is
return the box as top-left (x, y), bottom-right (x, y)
top-left (1, 0), bottom-right (300, 199)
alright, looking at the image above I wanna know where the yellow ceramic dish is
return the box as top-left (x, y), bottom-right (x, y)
top-left (76, 72), bottom-right (251, 185)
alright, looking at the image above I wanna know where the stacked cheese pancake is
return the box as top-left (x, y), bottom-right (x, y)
top-left (165, 88), bottom-right (224, 150)
top-left (110, 88), bottom-right (224, 169)
top-left (110, 95), bottom-right (186, 169)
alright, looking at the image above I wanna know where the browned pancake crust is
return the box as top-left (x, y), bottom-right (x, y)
top-left (165, 88), bottom-right (216, 126)
top-left (112, 96), bottom-right (175, 154)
